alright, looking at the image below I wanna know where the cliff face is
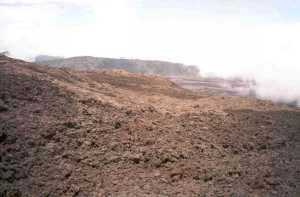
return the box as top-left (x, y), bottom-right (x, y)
top-left (37, 56), bottom-right (200, 77)
top-left (1, 56), bottom-right (300, 196)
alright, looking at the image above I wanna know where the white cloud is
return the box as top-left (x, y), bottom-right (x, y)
top-left (0, 0), bottom-right (139, 58)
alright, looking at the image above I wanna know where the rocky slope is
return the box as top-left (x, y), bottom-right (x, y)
top-left (36, 56), bottom-right (199, 77)
top-left (0, 55), bottom-right (299, 196)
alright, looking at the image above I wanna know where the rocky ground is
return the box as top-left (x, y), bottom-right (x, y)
top-left (0, 55), bottom-right (299, 196)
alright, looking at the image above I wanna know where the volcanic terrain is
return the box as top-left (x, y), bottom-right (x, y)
top-left (0, 55), bottom-right (299, 196)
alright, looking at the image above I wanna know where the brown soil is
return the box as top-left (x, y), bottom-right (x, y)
top-left (0, 55), bottom-right (299, 197)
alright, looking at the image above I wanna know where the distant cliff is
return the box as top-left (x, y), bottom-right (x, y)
top-left (35, 55), bottom-right (64, 62)
top-left (36, 56), bottom-right (200, 77)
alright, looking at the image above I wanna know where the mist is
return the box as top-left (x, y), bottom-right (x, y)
top-left (1, 0), bottom-right (300, 106)
top-left (251, 68), bottom-right (300, 107)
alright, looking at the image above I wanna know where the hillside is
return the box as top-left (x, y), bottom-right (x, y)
top-left (37, 56), bottom-right (200, 77)
top-left (1, 55), bottom-right (300, 196)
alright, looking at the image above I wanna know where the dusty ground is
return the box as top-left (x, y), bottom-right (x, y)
top-left (0, 55), bottom-right (299, 197)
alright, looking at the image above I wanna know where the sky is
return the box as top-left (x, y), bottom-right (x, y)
top-left (1, 0), bottom-right (300, 105)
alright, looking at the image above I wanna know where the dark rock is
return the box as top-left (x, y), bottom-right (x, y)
top-left (193, 175), bottom-right (201, 180)
top-left (170, 169), bottom-right (183, 182)
top-left (1, 169), bottom-right (15, 182)
top-left (265, 177), bottom-right (280, 186)
top-left (126, 110), bottom-right (133, 115)
top-left (258, 144), bottom-right (267, 150)
top-left (148, 106), bottom-right (156, 113)
top-left (0, 189), bottom-right (22, 197)
top-left (14, 169), bottom-right (27, 180)
top-left (222, 144), bottom-right (229, 149)
top-left (114, 121), bottom-right (121, 129)
top-left (69, 185), bottom-right (81, 197)
top-left (6, 135), bottom-right (17, 144)
top-left (0, 99), bottom-right (8, 112)
top-left (0, 104), bottom-right (8, 112)
top-left (203, 175), bottom-right (213, 182)
top-left (0, 132), bottom-right (7, 143)
top-left (41, 130), bottom-right (56, 140)
top-left (128, 153), bottom-right (143, 164)
top-left (63, 121), bottom-right (80, 129)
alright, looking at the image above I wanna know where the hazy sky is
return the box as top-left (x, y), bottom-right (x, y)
top-left (1, 0), bottom-right (300, 79)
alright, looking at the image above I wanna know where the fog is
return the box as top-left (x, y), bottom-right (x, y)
top-left (252, 68), bottom-right (300, 107)
top-left (1, 0), bottom-right (300, 106)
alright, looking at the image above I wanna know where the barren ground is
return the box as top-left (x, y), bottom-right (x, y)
top-left (0, 56), bottom-right (299, 196)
